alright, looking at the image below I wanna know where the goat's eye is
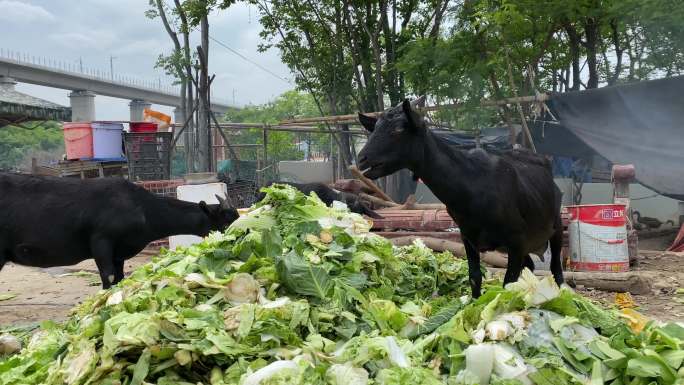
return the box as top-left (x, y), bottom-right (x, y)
top-left (392, 126), bottom-right (404, 134)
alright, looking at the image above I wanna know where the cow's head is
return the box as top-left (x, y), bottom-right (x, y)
top-left (357, 97), bottom-right (427, 180)
top-left (200, 194), bottom-right (240, 231)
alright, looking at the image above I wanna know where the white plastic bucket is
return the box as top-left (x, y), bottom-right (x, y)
top-left (567, 204), bottom-right (629, 272)
top-left (91, 122), bottom-right (124, 160)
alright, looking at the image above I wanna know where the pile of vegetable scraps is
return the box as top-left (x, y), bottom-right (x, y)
top-left (1, 184), bottom-right (683, 385)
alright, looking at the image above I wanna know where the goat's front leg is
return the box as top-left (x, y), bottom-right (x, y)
top-left (523, 254), bottom-right (535, 272)
top-left (549, 216), bottom-right (565, 286)
top-left (463, 239), bottom-right (483, 298)
top-left (503, 244), bottom-right (525, 286)
top-left (91, 237), bottom-right (115, 289)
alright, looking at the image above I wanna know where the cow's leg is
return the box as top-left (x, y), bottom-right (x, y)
top-left (523, 254), bottom-right (535, 272)
top-left (113, 258), bottom-right (125, 284)
top-left (91, 237), bottom-right (115, 289)
top-left (463, 239), bottom-right (483, 298)
top-left (549, 216), bottom-right (565, 286)
top-left (503, 244), bottom-right (525, 286)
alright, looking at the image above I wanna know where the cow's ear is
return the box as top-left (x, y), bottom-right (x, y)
top-left (358, 113), bottom-right (377, 132)
top-left (199, 200), bottom-right (211, 215)
top-left (402, 99), bottom-right (424, 134)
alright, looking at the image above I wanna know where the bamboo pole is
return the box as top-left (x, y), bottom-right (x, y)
top-left (216, 123), bottom-right (366, 135)
top-left (506, 60), bottom-right (537, 152)
top-left (359, 193), bottom-right (400, 207)
top-left (278, 94), bottom-right (550, 125)
top-left (349, 165), bottom-right (395, 203)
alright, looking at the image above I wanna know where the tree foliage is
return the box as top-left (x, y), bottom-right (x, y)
top-left (398, 0), bottom-right (684, 130)
top-left (249, 0), bottom-right (684, 134)
top-left (225, 90), bottom-right (330, 162)
top-left (0, 122), bottom-right (64, 171)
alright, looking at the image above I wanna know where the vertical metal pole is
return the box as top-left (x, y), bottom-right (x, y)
top-left (262, 126), bottom-right (268, 168)
top-left (330, 132), bottom-right (336, 182)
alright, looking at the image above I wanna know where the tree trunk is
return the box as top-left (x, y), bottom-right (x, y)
top-left (608, 19), bottom-right (623, 85)
top-left (584, 17), bottom-right (599, 89)
top-left (196, 10), bottom-right (210, 172)
top-left (363, 0), bottom-right (385, 111)
top-left (175, 0), bottom-right (194, 173)
top-left (565, 24), bottom-right (582, 91)
top-left (356, 6), bottom-right (377, 111)
top-left (155, 0), bottom-right (190, 172)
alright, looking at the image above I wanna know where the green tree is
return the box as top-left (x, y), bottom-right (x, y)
top-left (147, 0), bottom-right (237, 172)
top-left (225, 90), bottom-right (329, 162)
top-left (250, 0), bottom-right (450, 171)
top-left (0, 122), bottom-right (64, 171)
top-left (398, 0), bottom-right (684, 132)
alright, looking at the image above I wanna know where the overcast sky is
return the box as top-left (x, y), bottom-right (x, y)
top-left (0, 0), bottom-right (293, 120)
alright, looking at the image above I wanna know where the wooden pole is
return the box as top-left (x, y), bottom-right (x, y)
top-left (349, 165), bottom-right (395, 203)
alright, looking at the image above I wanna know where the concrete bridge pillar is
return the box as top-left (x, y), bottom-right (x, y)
top-left (173, 107), bottom-right (186, 146)
top-left (211, 111), bottom-right (226, 124)
top-left (173, 107), bottom-right (185, 126)
top-left (0, 76), bottom-right (17, 90)
top-left (68, 90), bottom-right (96, 122)
top-left (129, 99), bottom-right (151, 121)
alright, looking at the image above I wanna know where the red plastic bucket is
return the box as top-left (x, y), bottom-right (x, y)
top-left (567, 204), bottom-right (629, 272)
top-left (63, 122), bottom-right (93, 160)
top-left (130, 122), bottom-right (158, 133)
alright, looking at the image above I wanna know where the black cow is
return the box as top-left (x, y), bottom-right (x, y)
top-left (257, 182), bottom-right (382, 219)
top-left (357, 98), bottom-right (564, 297)
top-left (0, 173), bottom-right (239, 288)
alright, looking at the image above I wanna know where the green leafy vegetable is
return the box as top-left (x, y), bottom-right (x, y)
top-left (1, 184), bottom-right (681, 385)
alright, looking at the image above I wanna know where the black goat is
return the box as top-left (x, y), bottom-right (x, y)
top-left (257, 182), bottom-right (382, 219)
top-left (0, 173), bottom-right (239, 288)
top-left (357, 98), bottom-right (563, 297)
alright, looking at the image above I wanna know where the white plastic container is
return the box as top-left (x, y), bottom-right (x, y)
top-left (169, 182), bottom-right (228, 250)
top-left (91, 122), bottom-right (124, 160)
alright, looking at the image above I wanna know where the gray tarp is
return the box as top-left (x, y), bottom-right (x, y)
top-left (548, 76), bottom-right (684, 200)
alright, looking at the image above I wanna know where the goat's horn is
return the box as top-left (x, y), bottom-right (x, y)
top-left (410, 95), bottom-right (426, 108)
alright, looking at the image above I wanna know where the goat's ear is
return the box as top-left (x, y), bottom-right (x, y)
top-left (411, 95), bottom-right (426, 108)
top-left (358, 113), bottom-right (377, 132)
top-left (402, 98), bottom-right (424, 134)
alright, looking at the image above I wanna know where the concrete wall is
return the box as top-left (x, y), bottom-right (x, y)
top-left (416, 179), bottom-right (681, 223)
top-left (278, 161), bottom-right (334, 183)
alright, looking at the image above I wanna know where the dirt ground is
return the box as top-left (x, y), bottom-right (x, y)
top-left (0, 255), bottom-right (151, 326)
top-left (1, 239), bottom-right (683, 327)
top-left (575, 251), bottom-right (684, 322)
